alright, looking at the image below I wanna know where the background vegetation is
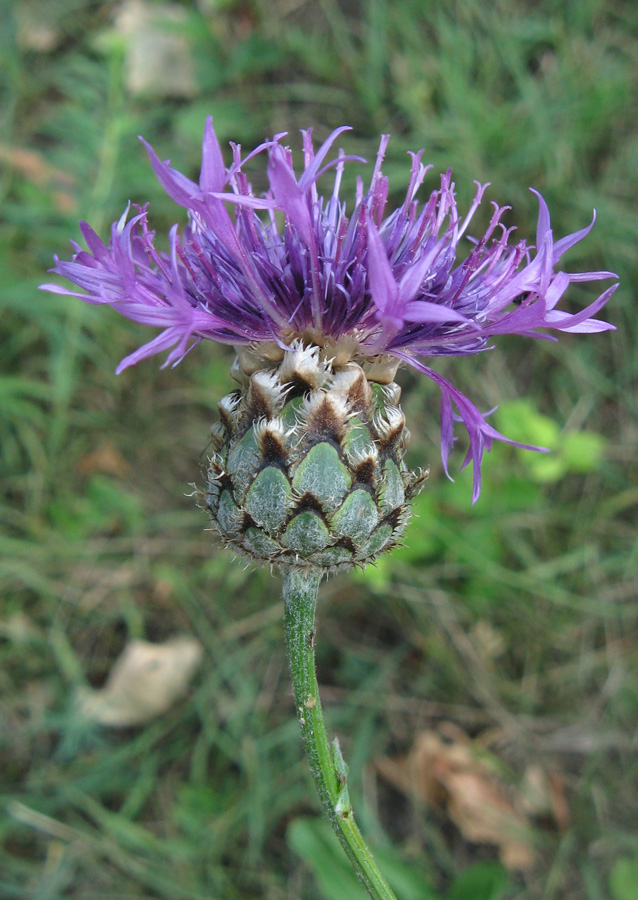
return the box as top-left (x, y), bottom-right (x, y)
top-left (1, 1), bottom-right (636, 898)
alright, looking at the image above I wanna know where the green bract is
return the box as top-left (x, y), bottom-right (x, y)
top-left (202, 344), bottom-right (427, 571)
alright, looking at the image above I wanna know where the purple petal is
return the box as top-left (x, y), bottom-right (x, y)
top-left (298, 126), bottom-right (352, 191)
top-left (552, 211), bottom-right (596, 262)
top-left (555, 319), bottom-right (616, 334)
top-left (366, 217), bottom-right (399, 316)
top-left (542, 283), bottom-right (618, 331)
top-left (402, 301), bottom-right (475, 326)
top-left (531, 189), bottom-right (551, 248)
top-left (139, 137), bottom-right (201, 208)
top-left (397, 238), bottom-right (449, 302)
top-left (397, 353), bottom-right (546, 503)
top-left (267, 145), bottom-right (314, 246)
top-left (116, 327), bottom-right (184, 374)
top-left (199, 116), bottom-right (227, 193)
top-left (201, 192), bottom-right (278, 211)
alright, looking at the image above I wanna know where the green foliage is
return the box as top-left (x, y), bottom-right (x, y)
top-left (47, 475), bottom-right (144, 540)
top-left (289, 818), bottom-right (509, 900)
top-left (446, 863), bottom-right (508, 900)
top-left (495, 400), bottom-right (607, 483)
top-left (609, 858), bottom-right (638, 900)
top-left (1, 0), bottom-right (637, 898)
top-left (288, 817), bottom-right (437, 900)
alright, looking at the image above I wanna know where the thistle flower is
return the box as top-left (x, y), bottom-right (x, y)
top-left (42, 120), bottom-right (617, 567)
top-left (40, 120), bottom-right (619, 899)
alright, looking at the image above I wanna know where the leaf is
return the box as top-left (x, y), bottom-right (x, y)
top-left (446, 861), bottom-right (508, 900)
top-left (609, 858), bottom-right (638, 900)
top-left (76, 637), bottom-right (203, 727)
top-left (288, 817), bottom-right (368, 900)
top-left (495, 400), bottom-right (560, 450)
top-left (288, 817), bottom-right (437, 900)
top-left (78, 440), bottom-right (129, 477)
top-left (562, 430), bottom-right (606, 473)
top-left (376, 725), bottom-right (539, 872)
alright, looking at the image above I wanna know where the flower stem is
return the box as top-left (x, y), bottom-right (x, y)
top-left (281, 568), bottom-right (398, 900)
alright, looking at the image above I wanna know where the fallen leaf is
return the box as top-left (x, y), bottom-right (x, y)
top-left (0, 144), bottom-right (77, 213)
top-left (376, 724), bottom-right (538, 871)
top-left (78, 441), bottom-right (129, 477)
top-left (471, 620), bottom-right (506, 659)
top-left (76, 636), bottom-right (203, 727)
top-left (0, 144), bottom-right (75, 187)
top-left (520, 764), bottom-right (571, 831)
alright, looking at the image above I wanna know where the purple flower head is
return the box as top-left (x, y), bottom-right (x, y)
top-left (41, 119), bottom-right (617, 500)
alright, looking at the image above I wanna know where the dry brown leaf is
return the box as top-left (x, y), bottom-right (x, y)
top-left (0, 145), bottom-right (75, 187)
top-left (78, 441), bottom-right (129, 477)
top-left (0, 144), bottom-right (76, 213)
top-left (521, 764), bottom-right (571, 831)
top-left (471, 620), bottom-right (506, 659)
top-left (76, 637), bottom-right (203, 727)
top-left (376, 725), bottom-right (537, 871)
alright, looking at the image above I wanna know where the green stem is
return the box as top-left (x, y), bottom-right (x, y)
top-left (281, 568), bottom-right (398, 900)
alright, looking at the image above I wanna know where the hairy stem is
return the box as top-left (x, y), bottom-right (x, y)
top-left (281, 568), bottom-right (398, 900)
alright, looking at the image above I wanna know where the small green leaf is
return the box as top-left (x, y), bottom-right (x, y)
top-left (609, 857), bottom-right (638, 900)
top-left (358, 524), bottom-right (393, 561)
top-left (242, 527), bottom-right (280, 558)
top-left (342, 418), bottom-right (376, 459)
top-left (216, 489), bottom-right (243, 535)
top-left (446, 861), bottom-right (508, 900)
top-left (495, 400), bottom-right (560, 449)
top-left (226, 427), bottom-right (259, 479)
top-left (562, 430), bottom-right (606, 473)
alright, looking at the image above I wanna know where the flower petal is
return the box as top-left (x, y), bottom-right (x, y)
top-left (267, 145), bottom-right (314, 246)
top-left (402, 301), bottom-right (475, 326)
top-left (139, 137), bottom-right (201, 209)
top-left (43, 123), bottom-right (618, 502)
top-left (366, 217), bottom-right (399, 317)
top-left (199, 116), bottom-right (226, 193)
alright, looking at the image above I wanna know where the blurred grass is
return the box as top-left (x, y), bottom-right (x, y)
top-left (1, 0), bottom-right (637, 898)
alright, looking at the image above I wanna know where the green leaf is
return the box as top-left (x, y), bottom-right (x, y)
top-left (48, 475), bottom-right (143, 540)
top-left (609, 858), bottom-right (638, 900)
top-left (287, 817), bottom-right (438, 900)
top-left (494, 400), bottom-right (607, 482)
top-left (562, 431), bottom-right (606, 473)
top-left (524, 453), bottom-right (567, 484)
top-left (288, 817), bottom-right (368, 900)
top-left (446, 861), bottom-right (508, 900)
top-left (495, 400), bottom-right (560, 450)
